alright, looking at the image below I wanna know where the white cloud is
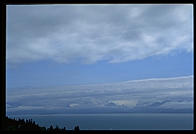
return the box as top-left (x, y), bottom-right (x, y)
top-left (69, 103), bottom-right (79, 108)
top-left (6, 4), bottom-right (193, 64)
top-left (111, 100), bottom-right (138, 108)
top-left (159, 101), bottom-right (193, 109)
top-left (7, 105), bottom-right (44, 112)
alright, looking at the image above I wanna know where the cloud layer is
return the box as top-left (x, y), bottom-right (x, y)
top-left (7, 4), bottom-right (193, 64)
top-left (6, 75), bottom-right (193, 114)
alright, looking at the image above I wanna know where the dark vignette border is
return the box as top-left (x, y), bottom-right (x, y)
top-left (1, 0), bottom-right (195, 134)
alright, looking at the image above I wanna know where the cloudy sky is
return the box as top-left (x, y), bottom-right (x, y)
top-left (6, 4), bottom-right (193, 114)
top-left (6, 4), bottom-right (193, 88)
top-left (6, 75), bottom-right (193, 114)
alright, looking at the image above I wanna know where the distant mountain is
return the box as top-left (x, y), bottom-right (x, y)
top-left (7, 75), bottom-right (193, 115)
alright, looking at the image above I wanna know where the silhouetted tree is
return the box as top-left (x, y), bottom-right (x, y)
top-left (48, 125), bottom-right (54, 131)
top-left (63, 127), bottom-right (66, 131)
top-left (74, 125), bottom-right (80, 131)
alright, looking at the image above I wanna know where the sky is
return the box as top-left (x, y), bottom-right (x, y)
top-left (6, 4), bottom-right (193, 88)
top-left (6, 4), bottom-right (193, 114)
top-left (7, 75), bottom-right (193, 114)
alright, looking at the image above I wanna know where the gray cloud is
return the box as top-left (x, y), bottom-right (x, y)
top-left (7, 4), bottom-right (193, 64)
top-left (6, 75), bottom-right (193, 114)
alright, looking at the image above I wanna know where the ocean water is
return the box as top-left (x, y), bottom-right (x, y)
top-left (9, 113), bottom-right (193, 130)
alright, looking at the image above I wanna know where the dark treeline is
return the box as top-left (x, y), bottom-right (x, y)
top-left (5, 116), bottom-right (80, 132)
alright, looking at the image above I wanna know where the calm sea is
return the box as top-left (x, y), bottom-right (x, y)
top-left (8, 113), bottom-right (193, 130)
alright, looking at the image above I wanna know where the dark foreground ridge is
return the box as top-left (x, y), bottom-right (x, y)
top-left (3, 116), bottom-right (194, 134)
top-left (4, 116), bottom-right (79, 132)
